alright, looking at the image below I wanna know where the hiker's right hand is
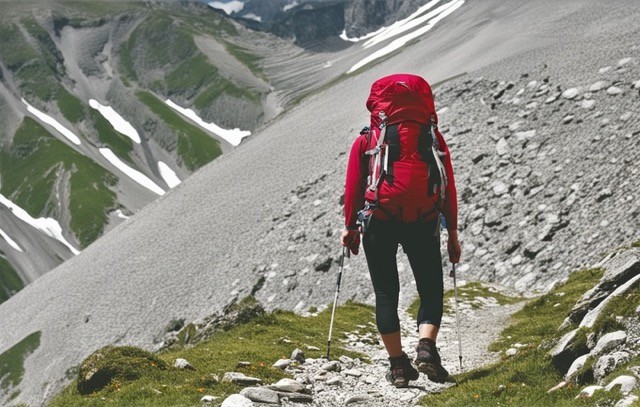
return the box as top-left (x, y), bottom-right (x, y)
top-left (447, 229), bottom-right (461, 263)
top-left (341, 229), bottom-right (360, 255)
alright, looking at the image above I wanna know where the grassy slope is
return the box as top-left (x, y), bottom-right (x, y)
top-left (136, 90), bottom-right (222, 171)
top-left (0, 257), bottom-right (24, 305)
top-left (0, 331), bottom-right (41, 401)
top-left (421, 266), bottom-right (640, 406)
top-left (0, 118), bottom-right (118, 247)
top-left (50, 301), bottom-right (375, 406)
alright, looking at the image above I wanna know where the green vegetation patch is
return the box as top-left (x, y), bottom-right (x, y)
top-left (57, 89), bottom-right (85, 124)
top-left (0, 331), bottom-right (41, 393)
top-left (51, 300), bottom-right (374, 406)
top-left (591, 277), bottom-right (640, 336)
top-left (420, 267), bottom-right (607, 406)
top-left (0, 256), bottom-right (24, 305)
top-left (223, 42), bottom-right (265, 81)
top-left (136, 90), bottom-right (221, 171)
top-left (90, 109), bottom-right (134, 165)
top-left (0, 118), bottom-right (118, 247)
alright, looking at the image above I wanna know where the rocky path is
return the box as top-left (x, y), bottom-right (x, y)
top-left (219, 283), bottom-right (525, 406)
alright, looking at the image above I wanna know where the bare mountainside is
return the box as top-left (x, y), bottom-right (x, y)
top-left (0, 0), bottom-right (459, 304)
top-left (0, 0), bottom-right (639, 405)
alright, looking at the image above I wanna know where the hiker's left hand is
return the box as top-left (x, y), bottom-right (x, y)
top-left (447, 229), bottom-right (461, 263)
top-left (341, 229), bottom-right (360, 255)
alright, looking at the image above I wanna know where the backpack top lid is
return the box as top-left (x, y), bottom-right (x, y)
top-left (366, 73), bottom-right (436, 128)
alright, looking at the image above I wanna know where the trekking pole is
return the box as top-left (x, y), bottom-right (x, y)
top-left (326, 246), bottom-right (348, 360)
top-left (450, 263), bottom-right (463, 371)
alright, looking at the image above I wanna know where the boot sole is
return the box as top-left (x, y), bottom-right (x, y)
top-left (385, 371), bottom-right (412, 388)
top-left (416, 361), bottom-right (449, 383)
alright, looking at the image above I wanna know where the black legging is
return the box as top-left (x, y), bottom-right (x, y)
top-left (363, 217), bottom-right (444, 334)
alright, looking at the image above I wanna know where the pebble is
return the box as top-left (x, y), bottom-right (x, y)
top-left (581, 99), bottom-right (596, 109)
top-left (174, 358), bottom-right (196, 370)
top-left (343, 368), bottom-right (363, 377)
top-left (589, 81), bottom-right (608, 92)
top-left (221, 372), bottom-right (262, 386)
top-left (562, 115), bottom-right (574, 124)
top-left (322, 361), bottom-right (341, 372)
top-left (326, 376), bottom-right (342, 386)
top-left (271, 378), bottom-right (306, 393)
top-left (220, 394), bottom-right (254, 407)
top-left (506, 348), bottom-right (518, 356)
top-left (201, 395), bottom-right (218, 403)
top-left (562, 88), bottom-right (580, 99)
top-left (273, 358), bottom-right (292, 369)
top-left (239, 387), bottom-right (279, 404)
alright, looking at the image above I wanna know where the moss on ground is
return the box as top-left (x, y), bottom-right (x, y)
top-left (0, 331), bottom-right (41, 393)
top-left (0, 256), bottom-right (24, 304)
top-left (136, 90), bottom-right (221, 171)
top-left (0, 118), bottom-right (118, 247)
top-left (50, 301), bottom-right (374, 406)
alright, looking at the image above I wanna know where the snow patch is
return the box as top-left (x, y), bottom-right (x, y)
top-left (99, 148), bottom-right (165, 196)
top-left (208, 0), bottom-right (244, 15)
top-left (283, 1), bottom-right (299, 12)
top-left (115, 210), bottom-right (130, 220)
top-left (242, 13), bottom-right (262, 23)
top-left (347, 0), bottom-right (465, 74)
top-left (89, 99), bottom-right (141, 143)
top-left (340, 27), bottom-right (385, 43)
top-left (165, 99), bottom-right (251, 147)
top-left (158, 161), bottom-right (181, 189)
top-left (0, 194), bottom-right (80, 255)
top-left (0, 226), bottom-right (24, 252)
top-left (21, 98), bottom-right (81, 145)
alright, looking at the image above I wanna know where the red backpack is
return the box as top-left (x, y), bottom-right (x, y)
top-left (361, 73), bottom-right (448, 223)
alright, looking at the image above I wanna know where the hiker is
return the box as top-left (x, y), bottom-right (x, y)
top-left (341, 73), bottom-right (461, 387)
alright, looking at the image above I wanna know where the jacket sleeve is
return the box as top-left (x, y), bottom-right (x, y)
top-left (344, 135), bottom-right (368, 229)
top-left (435, 129), bottom-right (458, 231)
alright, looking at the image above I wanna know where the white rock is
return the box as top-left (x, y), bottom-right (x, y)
top-left (589, 81), bottom-right (608, 92)
top-left (616, 395), bottom-right (639, 407)
top-left (581, 99), bottom-right (596, 109)
top-left (273, 358), bottom-right (292, 369)
top-left (515, 130), bottom-right (536, 141)
top-left (221, 372), bottom-right (262, 385)
top-left (201, 395), bottom-right (218, 403)
top-left (344, 369), bottom-right (363, 377)
top-left (607, 86), bottom-right (624, 95)
top-left (576, 385), bottom-right (603, 398)
top-left (272, 378), bottom-right (305, 393)
top-left (605, 375), bottom-right (637, 394)
top-left (221, 394), bottom-right (254, 407)
top-left (496, 138), bottom-right (510, 156)
top-left (505, 348), bottom-right (518, 356)
top-left (617, 57), bottom-right (633, 66)
top-left (566, 354), bottom-right (589, 379)
top-left (599, 66), bottom-right (612, 73)
top-left (634, 80), bottom-right (640, 89)
top-left (492, 180), bottom-right (509, 196)
top-left (591, 331), bottom-right (627, 356)
top-left (562, 88), bottom-right (580, 99)
top-left (306, 345), bottom-right (320, 351)
top-left (239, 387), bottom-right (280, 404)
top-left (174, 358), bottom-right (196, 370)
top-left (326, 376), bottom-right (342, 386)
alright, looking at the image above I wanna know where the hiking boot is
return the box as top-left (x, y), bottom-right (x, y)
top-left (415, 338), bottom-right (450, 383)
top-left (385, 352), bottom-right (419, 388)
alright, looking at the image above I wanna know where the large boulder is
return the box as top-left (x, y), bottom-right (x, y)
top-left (77, 346), bottom-right (168, 395)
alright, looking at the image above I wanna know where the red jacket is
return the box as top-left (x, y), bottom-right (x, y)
top-left (343, 125), bottom-right (458, 231)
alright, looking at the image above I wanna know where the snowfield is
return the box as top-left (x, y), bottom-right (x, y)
top-left (89, 99), bottom-right (141, 144)
top-left (208, 0), bottom-right (244, 15)
top-left (98, 148), bottom-right (165, 195)
top-left (0, 194), bottom-right (79, 255)
top-left (348, 0), bottom-right (465, 73)
top-left (0, 226), bottom-right (23, 252)
top-left (21, 98), bottom-right (81, 145)
top-left (165, 99), bottom-right (251, 147)
top-left (158, 161), bottom-right (181, 189)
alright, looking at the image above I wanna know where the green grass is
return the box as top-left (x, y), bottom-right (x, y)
top-left (90, 109), bottom-right (134, 165)
top-left (58, 88), bottom-right (85, 124)
top-left (136, 90), bottom-right (221, 171)
top-left (419, 267), bottom-right (611, 406)
top-left (0, 118), bottom-right (118, 247)
top-left (0, 256), bottom-right (24, 305)
top-left (193, 75), bottom-right (259, 110)
top-left (0, 331), bottom-right (41, 394)
top-left (22, 17), bottom-right (64, 75)
top-left (223, 42), bottom-right (265, 81)
top-left (50, 300), bottom-right (375, 406)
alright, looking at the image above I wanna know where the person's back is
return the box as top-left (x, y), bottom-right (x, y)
top-left (342, 73), bottom-right (461, 387)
